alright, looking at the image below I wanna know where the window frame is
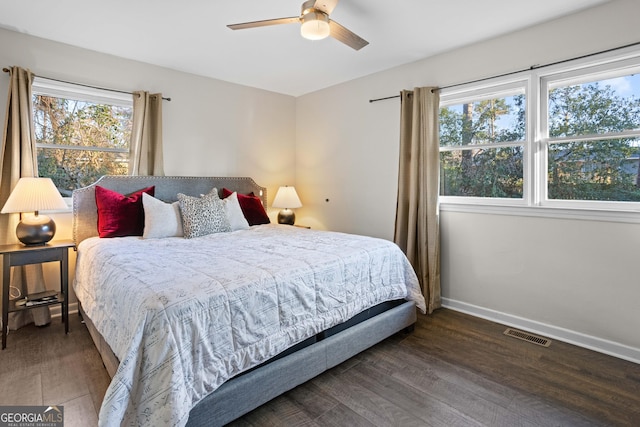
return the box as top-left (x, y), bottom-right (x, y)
top-left (32, 78), bottom-right (133, 198)
top-left (439, 45), bottom-right (640, 222)
top-left (540, 57), bottom-right (640, 212)
top-left (439, 77), bottom-right (532, 207)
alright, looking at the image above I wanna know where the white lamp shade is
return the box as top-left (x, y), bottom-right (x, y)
top-left (272, 186), bottom-right (302, 209)
top-left (300, 11), bottom-right (330, 40)
top-left (1, 177), bottom-right (67, 214)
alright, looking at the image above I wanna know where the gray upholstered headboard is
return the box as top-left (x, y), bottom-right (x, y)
top-left (72, 175), bottom-right (267, 246)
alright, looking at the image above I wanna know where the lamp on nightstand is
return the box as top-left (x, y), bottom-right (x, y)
top-left (272, 186), bottom-right (302, 225)
top-left (1, 177), bottom-right (68, 245)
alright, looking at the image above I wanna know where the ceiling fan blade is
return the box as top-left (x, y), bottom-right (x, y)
top-left (329, 20), bottom-right (368, 50)
top-left (313, 0), bottom-right (339, 15)
top-left (227, 17), bottom-right (299, 30)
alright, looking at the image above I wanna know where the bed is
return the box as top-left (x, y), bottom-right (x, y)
top-left (71, 175), bottom-right (426, 427)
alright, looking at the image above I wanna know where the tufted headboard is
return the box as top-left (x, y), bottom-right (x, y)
top-left (72, 175), bottom-right (267, 246)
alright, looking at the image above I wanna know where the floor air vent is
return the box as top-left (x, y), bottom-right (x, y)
top-left (503, 328), bottom-right (551, 347)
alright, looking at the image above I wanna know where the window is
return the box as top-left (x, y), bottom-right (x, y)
top-left (439, 81), bottom-right (528, 202)
top-left (439, 47), bottom-right (640, 216)
top-left (542, 61), bottom-right (640, 208)
top-left (33, 78), bottom-right (133, 196)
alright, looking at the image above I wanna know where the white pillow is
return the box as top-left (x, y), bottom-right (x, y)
top-left (142, 192), bottom-right (184, 239)
top-left (223, 191), bottom-right (250, 231)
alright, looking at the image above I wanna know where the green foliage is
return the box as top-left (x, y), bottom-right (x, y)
top-left (439, 82), bottom-right (640, 201)
top-left (439, 95), bottom-right (525, 198)
top-left (34, 96), bottom-right (131, 196)
top-left (547, 83), bottom-right (640, 201)
top-left (440, 147), bottom-right (523, 198)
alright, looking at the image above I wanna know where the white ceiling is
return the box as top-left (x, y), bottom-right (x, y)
top-left (0, 0), bottom-right (609, 97)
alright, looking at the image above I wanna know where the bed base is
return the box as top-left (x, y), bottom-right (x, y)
top-left (80, 301), bottom-right (417, 426)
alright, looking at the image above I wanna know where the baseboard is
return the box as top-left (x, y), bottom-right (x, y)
top-left (441, 297), bottom-right (640, 365)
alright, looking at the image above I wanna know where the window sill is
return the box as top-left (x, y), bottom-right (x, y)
top-left (439, 202), bottom-right (640, 224)
top-left (45, 197), bottom-right (73, 214)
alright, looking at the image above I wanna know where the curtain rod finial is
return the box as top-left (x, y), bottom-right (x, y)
top-left (2, 67), bottom-right (10, 73)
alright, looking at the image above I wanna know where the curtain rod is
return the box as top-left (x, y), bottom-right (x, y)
top-left (2, 67), bottom-right (171, 101)
top-left (368, 39), bottom-right (640, 103)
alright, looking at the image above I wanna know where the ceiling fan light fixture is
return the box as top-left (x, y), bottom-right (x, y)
top-left (300, 10), bottom-right (330, 40)
top-left (228, 0), bottom-right (368, 51)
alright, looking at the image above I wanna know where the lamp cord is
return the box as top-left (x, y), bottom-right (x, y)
top-left (9, 285), bottom-right (21, 299)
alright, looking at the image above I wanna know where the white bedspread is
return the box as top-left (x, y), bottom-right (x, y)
top-left (73, 224), bottom-right (425, 427)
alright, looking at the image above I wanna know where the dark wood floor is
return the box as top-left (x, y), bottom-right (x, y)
top-left (1, 309), bottom-right (639, 426)
top-left (0, 312), bottom-right (110, 427)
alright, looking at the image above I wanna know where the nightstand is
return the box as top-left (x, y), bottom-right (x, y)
top-left (1, 240), bottom-right (74, 349)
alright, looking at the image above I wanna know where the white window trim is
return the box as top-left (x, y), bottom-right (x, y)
top-left (440, 202), bottom-right (640, 224)
top-left (439, 76), bottom-right (531, 207)
top-left (439, 45), bottom-right (640, 222)
top-left (539, 55), bottom-right (640, 213)
top-left (32, 77), bottom-right (133, 203)
top-left (32, 77), bottom-right (132, 107)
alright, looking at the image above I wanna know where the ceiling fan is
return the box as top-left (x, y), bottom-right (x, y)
top-left (227, 0), bottom-right (369, 51)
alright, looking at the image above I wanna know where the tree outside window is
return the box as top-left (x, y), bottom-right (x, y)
top-left (438, 58), bottom-right (640, 209)
top-left (546, 75), bottom-right (640, 202)
top-left (32, 80), bottom-right (132, 197)
top-left (439, 92), bottom-right (526, 199)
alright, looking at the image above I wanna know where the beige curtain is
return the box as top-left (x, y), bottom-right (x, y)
top-left (130, 91), bottom-right (164, 176)
top-left (394, 87), bottom-right (441, 314)
top-left (0, 66), bottom-right (51, 328)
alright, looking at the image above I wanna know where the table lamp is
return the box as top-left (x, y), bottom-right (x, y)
top-left (272, 186), bottom-right (302, 225)
top-left (1, 177), bottom-right (68, 245)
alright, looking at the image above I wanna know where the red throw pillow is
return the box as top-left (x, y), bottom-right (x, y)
top-left (222, 188), bottom-right (270, 226)
top-left (95, 185), bottom-right (155, 237)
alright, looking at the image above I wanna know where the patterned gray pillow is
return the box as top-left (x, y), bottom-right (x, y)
top-left (177, 189), bottom-right (231, 238)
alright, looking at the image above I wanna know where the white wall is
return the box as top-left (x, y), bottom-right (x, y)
top-left (0, 27), bottom-right (296, 219)
top-left (0, 27), bottom-right (296, 303)
top-left (296, 0), bottom-right (640, 362)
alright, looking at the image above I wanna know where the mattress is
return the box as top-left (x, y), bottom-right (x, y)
top-left (73, 224), bottom-right (426, 426)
